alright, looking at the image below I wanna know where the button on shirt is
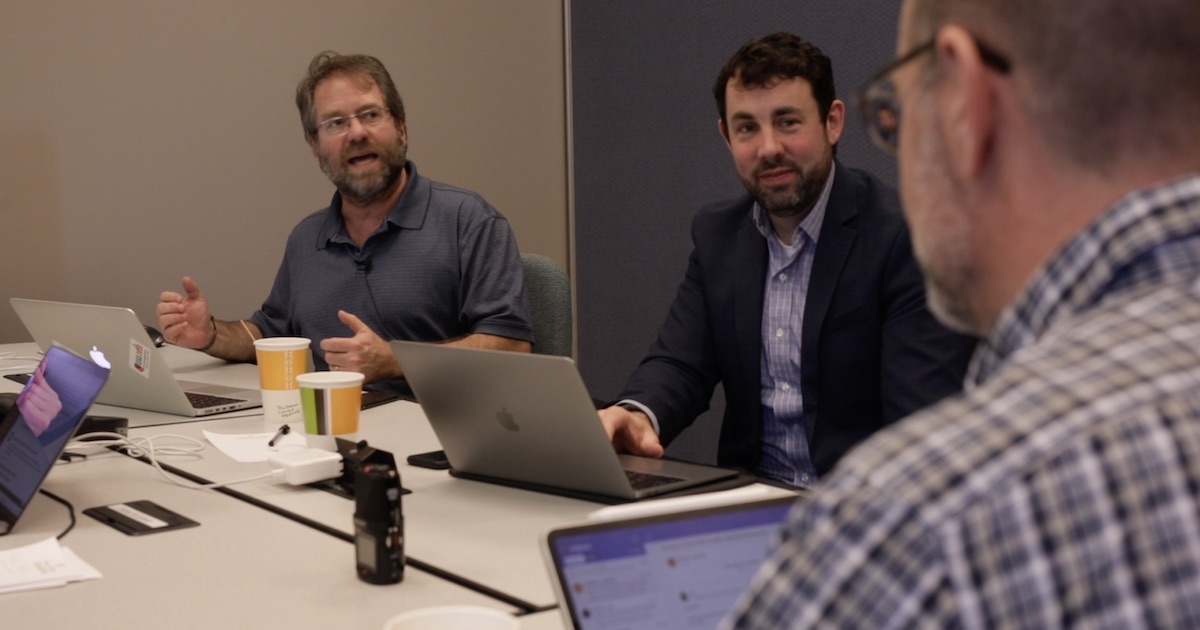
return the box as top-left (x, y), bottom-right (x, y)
top-left (753, 167), bottom-right (835, 488)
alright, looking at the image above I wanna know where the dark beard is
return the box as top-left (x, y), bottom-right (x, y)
top-left (747, 155), bottom-right (832, 221)
top-left (320, 141), bottom-right (407, 205)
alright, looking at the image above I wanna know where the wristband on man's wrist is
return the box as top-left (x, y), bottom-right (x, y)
top-left (197, 317), bottom-right (218, 352)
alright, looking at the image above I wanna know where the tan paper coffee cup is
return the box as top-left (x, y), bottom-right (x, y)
top-left (297, 371), bottom-right (363, 450)
top-left (253, 337), bottom-right (311, 423)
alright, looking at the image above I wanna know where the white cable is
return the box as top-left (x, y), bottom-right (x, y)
top-left (64, 432), bottom-right (273, 489)
top-left (0, 351), bottom-right (42, 372)
top-left (0, 352), bottom-right (43, 361)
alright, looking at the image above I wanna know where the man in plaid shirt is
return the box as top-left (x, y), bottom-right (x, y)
top-left (724, 0), bottom-right (1200, 627)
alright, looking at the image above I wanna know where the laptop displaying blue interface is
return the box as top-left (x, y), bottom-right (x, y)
top-left (543, 495), bottom-right (795, 630)
top-left (0, 345), bottom-right (110, 534)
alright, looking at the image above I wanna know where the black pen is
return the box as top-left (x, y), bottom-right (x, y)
top-left (267, 424), bottom-right (290, 447)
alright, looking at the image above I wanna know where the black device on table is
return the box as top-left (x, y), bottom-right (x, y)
top-left (354, 463), bottom-right (404, 584)
top-left (3, 373), bottom-right (31, 386)
top-left (406, 449), bottom-right (450, 470)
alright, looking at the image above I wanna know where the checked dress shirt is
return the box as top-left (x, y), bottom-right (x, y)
top-left (724, 174), bottom-right (1200, 629)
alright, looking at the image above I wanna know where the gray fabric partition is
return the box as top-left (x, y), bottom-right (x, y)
top-left (571, 1), bottom-right (901, 464)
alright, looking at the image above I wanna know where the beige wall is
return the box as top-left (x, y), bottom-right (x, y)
top-left (0, 1), bottom-right (568, 343)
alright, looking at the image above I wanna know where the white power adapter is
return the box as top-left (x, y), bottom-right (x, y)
top-left (268, 449), bottom-right (344, 485)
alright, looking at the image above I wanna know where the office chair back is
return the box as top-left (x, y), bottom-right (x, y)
top-left (521, 253), bottom-right (573, 357)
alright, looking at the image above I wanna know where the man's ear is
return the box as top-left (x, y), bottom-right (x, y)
top-left (934, 25), bottom-right (997, 180)
top-left (824, 99), bottom-right (846, 146)
top-left (717, 117), bottom-right (731, 145)
top-left (307, 137), bottom-right (320, 158)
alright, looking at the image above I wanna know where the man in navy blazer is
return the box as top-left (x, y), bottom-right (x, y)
top-left (598, 33), bottom-right (974, 487)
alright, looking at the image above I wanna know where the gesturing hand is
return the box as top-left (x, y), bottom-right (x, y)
top-left (319, 310), bottom-right (402, 383)
top-left (157, 276), bottom-right (214, 349)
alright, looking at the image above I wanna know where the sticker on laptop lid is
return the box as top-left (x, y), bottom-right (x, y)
top-left (129, 339), bottom-right (152, 378)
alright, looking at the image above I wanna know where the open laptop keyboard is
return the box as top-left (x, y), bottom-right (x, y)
top-left (186, 392), bottom-right (246, 409)
top-left (624, 469), bottom-right (685, 490)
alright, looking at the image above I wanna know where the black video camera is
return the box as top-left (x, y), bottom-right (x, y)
top-left (354, 463), bottom-right (404, 584)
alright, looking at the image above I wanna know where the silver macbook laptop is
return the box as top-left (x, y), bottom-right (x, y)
top-left (542, 492), bottom-right (796, 629)
top-left (10, 298), bottom-right (261, 421)
top-left (389, 340), bottom-right (739, 502)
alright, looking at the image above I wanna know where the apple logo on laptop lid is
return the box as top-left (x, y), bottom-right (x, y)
top-left (496, 407), bottom-right (520, 432)
top-left (89, 346), bottom-right (111, 369)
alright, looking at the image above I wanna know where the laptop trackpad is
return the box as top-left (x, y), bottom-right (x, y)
top-left (621, 454), bottom-right (733, 477)
top-left (619, 454), bottom-right (739, 496)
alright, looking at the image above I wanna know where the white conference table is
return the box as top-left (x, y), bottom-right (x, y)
top-left (122, 401), bottom-right (605, 611)
top-left (1, 341), bottom-right (793, 628)
top-left (74, 343), bottom-right (606, 609)
top-left (0, 450), bottom-right (518, 629)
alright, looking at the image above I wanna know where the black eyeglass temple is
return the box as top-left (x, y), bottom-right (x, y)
top-left (863, 34), bottom-right (1010, 89)
top-left (975, 39), bottom-right (1011, 74)
top-left (861, 40), bottom-right (935, 88)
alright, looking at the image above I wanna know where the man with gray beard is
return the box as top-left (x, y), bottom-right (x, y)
top-left (597, 33), bottom-right (974, 487)
top-left (157, 52), bottom-right (532, 395)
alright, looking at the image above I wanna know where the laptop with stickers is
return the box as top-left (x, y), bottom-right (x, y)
top-left (0, 344), bottom-right (110, 534)
top-left (10, 298), bottom-right (261, 421)
top-left (541, 490), bottom-right (797, 629)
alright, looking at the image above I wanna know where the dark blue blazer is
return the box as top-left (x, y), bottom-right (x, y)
top-left (619, 165), bottom-right (975, 476)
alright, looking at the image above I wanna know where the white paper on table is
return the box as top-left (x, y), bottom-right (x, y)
top-left (0, 537), bottom-right (103, 595)
top-left (203, 428), bottom-right (307, 463)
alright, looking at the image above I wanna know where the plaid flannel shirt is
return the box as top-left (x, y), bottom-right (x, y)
top-left (724, 174), bottom-right (1200, 629)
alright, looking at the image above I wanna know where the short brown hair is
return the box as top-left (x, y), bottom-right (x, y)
top-left (295, 51), bottom-right (406, 142)
top-left (713, 32), bottom-right (837, 125)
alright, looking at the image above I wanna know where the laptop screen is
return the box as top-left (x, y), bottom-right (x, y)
top-left (544, 495), bottom-right (795, 629)
top-left (0, 345), bottom-right (110, 534)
